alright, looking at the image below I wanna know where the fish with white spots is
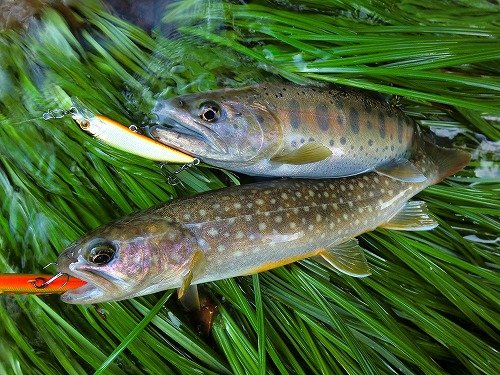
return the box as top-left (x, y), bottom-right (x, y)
top-left (150, 82), bottom-right (426, 182)
top-left (55, 139), bottom-right (469, 304)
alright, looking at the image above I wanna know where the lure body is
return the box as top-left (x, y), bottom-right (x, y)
top-left (151, 83), bottom-right (424, 181)
top-left (0, 274), bottom-right (86, 295)
top-left (55, 140), bottom-right (469, 304)
top-left (72, 100), bottom-right (194, 164)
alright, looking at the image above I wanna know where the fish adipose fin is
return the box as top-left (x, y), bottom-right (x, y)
top-left (375, 158), bottom-right (427, 183)
top-left (177, 250), bottom-right (205, 299)
top-left (315, 239), bottom-right (371, 277)
top-left (381, 201), bottom-right (438, 231)
top-left (270, 142), bottom-right (333, 165)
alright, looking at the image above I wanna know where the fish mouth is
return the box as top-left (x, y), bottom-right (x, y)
top-left (57, 263), bottom-right (122, 304)
top-left (151, 103), bottom-right (228, 155)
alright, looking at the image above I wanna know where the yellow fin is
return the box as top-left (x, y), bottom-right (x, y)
top-left (177, 250), bottom-right (205, 299)
top-left (375, 159), bottom-right (426, 182)
top-left (179, 284), bottom-right (200, 311)
top-left (315, 239), bottom-right (371, 277)
top-left (270, 142), bottom-right (332, 165)
top-left (381, 201), bottom-right (438, 231)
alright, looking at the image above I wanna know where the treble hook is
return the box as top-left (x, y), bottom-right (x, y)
top-left (162, 158), bottom-right (200, 186)
top-left (33, 272), bottom-right (69, 289)
top-left (42, 106), bottom-right (78, 120)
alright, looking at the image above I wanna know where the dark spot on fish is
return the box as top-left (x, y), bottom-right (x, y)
top-left (391, 145), bottom-right (395, 151)
top-left (368, 139), bottom-right (373, 146)
top-left (291, 140), bottom-right (297, 148)
top-left (387, 110), bottom-right (394, 118)
top-left (397, 116), bottom-right (404, 144)
top-left (363, 101), bottom-right (372, 113)
top-left (300, 138), bottom-right (305, 144)
top-left (329, 139), bottom-right (334, 146)
top-left (350, 145), bottom-right (355, 150)
top-left (235, 112), bottom-right (242, 117)
top-left (309, 137), bottom-right (315, 142)
top-left (390, 134), bottom-right (393, 141)
top-left (315, 103), bottom-right (330, 131)
top-left (334, 100), bottom-right (343, 110)
top-left (378, 111), bottom-right (386, 139)
top-left (340, 137), bottom-right (346, 145)
top-left (349, 108), bottom-right (360, 134)
top-left (178, 99), bottom-right (185, 107)
top-left (290, 99), bottom-right (301, 129)
top-left (337, 115), bottom-right (344, 126)
top-left (256, 115), bottom-right (265, 124)
top-left (367, 121), bottom-right (373, 129)
top-left (359, 146), bottom-right (364, 151)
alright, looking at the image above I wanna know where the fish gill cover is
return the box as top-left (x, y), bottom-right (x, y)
top-left (0, 0), bottom-right (499, 374)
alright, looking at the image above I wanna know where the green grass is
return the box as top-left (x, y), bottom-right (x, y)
top-left (0, 0), bottom-right (499, 374)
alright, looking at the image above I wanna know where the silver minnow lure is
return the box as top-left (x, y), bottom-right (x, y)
top-left (71, 98), bottom-right (194, 164)
top-left (150, 83), bottom-right (426, 182)
top-left (55, 140), bottom-right (469, 304)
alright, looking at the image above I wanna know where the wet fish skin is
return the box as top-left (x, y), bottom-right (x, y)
top-left (151, 83), bottom-right (418, 178)
top-left (56, 140), bottom-right (470, 304)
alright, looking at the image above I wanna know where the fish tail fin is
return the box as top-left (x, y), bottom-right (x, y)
top-left (421, 138), bottom-right (471, 184)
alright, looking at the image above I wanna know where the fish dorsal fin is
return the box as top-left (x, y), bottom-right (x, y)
top-left (270, 142), bottom-right (332, 165)
top-left (177, 250), bottom-right (205, 299)
top-left (179, 284), bottom-right (200, 311)
top-left (375, 159), bottom-right (427, 182)
top-left (381, 201), bottom-right (438, 231)
top-left (314, 239), bottom-right (371, 277)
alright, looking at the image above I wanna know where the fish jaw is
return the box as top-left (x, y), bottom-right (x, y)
top-left (56, 215), bottom-right (199, 304)
top-left (152, 90), bottom-right (282, 163)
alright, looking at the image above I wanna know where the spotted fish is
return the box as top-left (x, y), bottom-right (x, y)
top-left (150, 83), bottom-right (426, 182)
top-left (55, 140), bottom-right (469, 304)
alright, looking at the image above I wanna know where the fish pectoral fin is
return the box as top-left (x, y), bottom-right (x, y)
top-left (179, 285), bottom-right (200, 311)
top-left (375, 158), bottom-right (427, 182)
top-left (270, 142), bottom-right (332, 165)
top-left (381, 201), bottom-right (438, 231)
top-left (177, 250), bottom-right (205, 299)
top-left (315, 239), bottom-right (371, 277)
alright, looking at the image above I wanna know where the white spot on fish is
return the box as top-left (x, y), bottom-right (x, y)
top-left (247, 203), bottom-right (253, 208)
top-left (235, 231), bottom-right (244, 239)
top-left (281, 193), bottom-right (288, 199)
top-left (340, 185), bottom-right (346, 192)
top-left (199, 209), bottom-right (207, 216)
top-left (183, 214), bottom-right (191, 221)
top-left (343, 213), bottom-right (349, 220)
top-left (259, 222), bottom-right (267, 231)
top-left (208, 228), bottom-right (219, 236)
top-left (234, 202), bottom-right (242, 209)
top-left (275, 216), bottom-right (283, 223)
top-left (256, 199), bottom-right (265, 205)
top-left (290, 222), bottom-right (297, 229)
top-left (369, 191), bottom-right (374, 198)
top-left (295, 191), bottom-right (302, 198)
top-left (358, 182), bottom-right (364, 188)
top-left (234, 251), bottom-right (243, 256)
top-left (308, 224), bottom-right (314, 231)
top-left (348, 201), bottom-right (353, 208)
top-left (332, 203), bottom-right (338, 210)
top-left (217, 245), bottom-right (226, 252)
top-left (316, 214), bottom-right (322, 223)
top-left (213, 203), bottom-right (221, 209)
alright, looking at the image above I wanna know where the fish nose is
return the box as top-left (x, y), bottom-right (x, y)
top-left (55, 248), bottom-right (78, 273)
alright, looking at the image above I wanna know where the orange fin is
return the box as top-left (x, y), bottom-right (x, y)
top-left (177, 250), bottom-right (205, 299)
top-left (270, 142), bottom-right (332, 165)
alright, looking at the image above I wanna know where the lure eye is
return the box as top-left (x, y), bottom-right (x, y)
top-left (86, 240), bottom-right (116, 265)
top-left (79, 120), bottom-right (91, 130)
top-left (199, 102), bottom-right (220, 122)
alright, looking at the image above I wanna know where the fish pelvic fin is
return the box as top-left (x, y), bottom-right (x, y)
top-left (270, 142), bottom-right (332, 165)
top-left (315, 239), bottom-right (371, 277)
top-left (375, 158), bottom-right (427, 183)
top-left (381, 201), bottom-right (438, 231)
top-left (177, 250), bottom-right (205, 299)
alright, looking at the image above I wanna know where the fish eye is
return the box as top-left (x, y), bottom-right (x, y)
top-left (199, 102), bottom-right (220, 122)
top-left (86, 240), bottom-right (116, 265)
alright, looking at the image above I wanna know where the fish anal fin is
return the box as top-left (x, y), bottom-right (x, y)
top-left (270, 142), bottom-right (332, 165)
top-left (315, 239), bottom-right (371, 277)
top-left (177, 250), bottom-right (205, 299)
top-left (375, 159), bottom-right (427, 182)
top-left (381, 200), bottom-right (438, 231)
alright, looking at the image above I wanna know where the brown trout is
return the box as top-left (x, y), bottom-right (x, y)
top-left (55, 140), bottom-right (469, 304)
top-left (151, 83), bottom-right (426, 182)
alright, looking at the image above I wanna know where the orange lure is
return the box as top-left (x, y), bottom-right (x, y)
top-left (0, 274), bottom-right (86, 295)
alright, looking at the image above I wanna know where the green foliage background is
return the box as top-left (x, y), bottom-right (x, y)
top-left (0, 1), bottom-right (498, 374)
